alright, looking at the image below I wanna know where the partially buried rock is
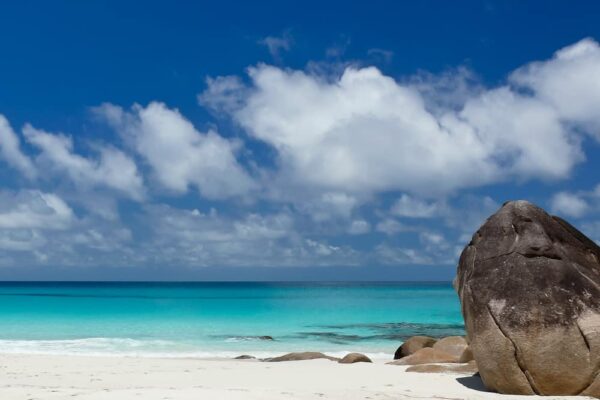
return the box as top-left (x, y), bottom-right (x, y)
top-left (394, 336), bottom-right (437, 360)
top-left (388, 347), bottom-right (458, 365)
top-left (432, 336), bottom-right (468, 359)
top-left (234, 355), bottom-right (256, 360)
top-left (455, 200), bottom-right (600, 396)
top-left (265, 352), bottom-right (340, 362)
top-left (339, 353), bottom-right (372, 364)
top-left (406, 360), bottom-right (478, 375)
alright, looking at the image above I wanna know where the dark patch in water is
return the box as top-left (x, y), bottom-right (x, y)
top-left (297, 322), bottom-right (465, 344)
top-left (213, 335), bottom-right (276, 341)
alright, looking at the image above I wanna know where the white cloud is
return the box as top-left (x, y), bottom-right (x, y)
top-left (375, 244), bottom-right (433, 265)
top-left (0, 190), bottom-right (74, 230)
top-left (95, 102), bottom-right (255, 199)
top-left (23, 124), bottom-right (144, 200)
top-left (550, 191), bottom-right (589, 218)
top-left (511, 38), bottom-right (600, 137)
top-left (375, 218), bottom-right (409, 235)
top-left (0, 115), bottom-right (36, 178)
top-left (259, 32), bottom-right (293, 61)
top-left (391, 194), bottom-right (442, 218)
top-left (202, 40), bottom-right (600, 197)
top-left (348, 219), bottom-right (370, 235)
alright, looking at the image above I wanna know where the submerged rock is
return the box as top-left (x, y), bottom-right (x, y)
top-left (394, 336), bottom-right (437, 360)
top-left (388, 347), bottom-right (458, 365)
top-left (406, 360), bottom-right (478, 374)
top-left (338, 353), bottom-right (372, 364)
top-left (264, 352), bottom-right (340, 362)
top-left (257, 336), bottom-right (274, 340)
top-left (455, 200), bottom-right (600, 396)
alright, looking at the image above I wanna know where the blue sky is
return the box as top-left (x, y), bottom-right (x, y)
top-left (1, 1), bottom-right (600, 280)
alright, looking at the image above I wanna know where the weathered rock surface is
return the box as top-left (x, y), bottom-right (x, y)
top-left (406, 360), bottom-right (478, 374)
top-left (394, 336), bottom-right (437, 360)
top-left (455, 200), bottom-right (600, 396)
top-left (388, 347), bottom-right (458, 365)
top-left (338, 353), bottom-right (372, 364)
top-left (432, 336), bottom-right (468, 359)
top-left (265, 352), bottom-right (339, 362)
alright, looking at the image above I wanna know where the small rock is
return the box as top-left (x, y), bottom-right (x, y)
top-left (339, 353), bottom-right (372, 364)
top-left (258, 336), bottom-right (274, 340)
top-left (264, 352), bottom-right (340, 362)
top-left (387, 347), bottom-right (458, 365)
top-left (234, 355), bottom-right (256, 360)
top-left (394, 336), bottom-right (436, 360)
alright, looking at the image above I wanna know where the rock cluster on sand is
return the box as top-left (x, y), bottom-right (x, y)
top-left (394, 336), bottom-right (436, 359)
top-left (264, 352), bottom-right (340, 362)
top-left (338, 353), bottom-right (372, 364)
top-left (455, 200), bottom-right (600, 396)
top-left (390, 347), bottom-right (458, 365)
top-left (390, 335), bottom-right (476, 374)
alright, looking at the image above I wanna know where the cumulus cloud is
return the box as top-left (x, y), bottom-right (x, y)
top-left (0, 189), bottom-right (135, 263)
top-left (0, 115), bottom-right (36, 178)
top-left (23, 124), bottom-right (145, 200)
top-left (94, 102), bottom-right (256, 199)
top-left (4, 39), bottom-right (600, 270)
top-left (0, 190), bottom-right (74, 230)
top-left (391, 194), bottom-right (442, 218)
top-left (550, 191), bottom-right (590, 218)
top-left (375, 218), bottom-right (411, 235)
top-left (201, 39), bottom-right (600, 198)
top-left (511, 38), bottom-right (600, 136)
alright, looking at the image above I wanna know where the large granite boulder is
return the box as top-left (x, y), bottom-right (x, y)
top-left (455, 200), bottom-right (600, 396)
top-left (394, 336), bottom-right (437, 359)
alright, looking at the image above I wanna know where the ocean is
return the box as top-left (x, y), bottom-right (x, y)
top-left (0, 282), bottom-right (464, 360)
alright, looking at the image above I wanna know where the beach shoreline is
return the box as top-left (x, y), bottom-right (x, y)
top-left (0, 353), bottom-right (591, 400)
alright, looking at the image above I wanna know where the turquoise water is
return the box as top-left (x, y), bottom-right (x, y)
top-left (0, 282), bottom-right (464, 359)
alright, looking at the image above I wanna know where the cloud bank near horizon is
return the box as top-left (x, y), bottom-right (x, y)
top-left (1, 38), bottom-right (600, 269)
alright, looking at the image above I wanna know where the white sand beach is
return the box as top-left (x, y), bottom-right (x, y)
top-left (0, 354), bottom-right (591, 400)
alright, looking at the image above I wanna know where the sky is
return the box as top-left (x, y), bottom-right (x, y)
top-left (1, 1), bottom-right (600, 280)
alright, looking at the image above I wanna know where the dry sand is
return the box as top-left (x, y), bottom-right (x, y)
top-left (0, 353), bottom-right (592, 399)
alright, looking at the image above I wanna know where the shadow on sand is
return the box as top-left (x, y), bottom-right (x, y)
top-left (456, 375), bottom-right (489, 392)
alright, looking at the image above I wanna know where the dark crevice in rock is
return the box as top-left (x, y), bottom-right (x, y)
top-left (486, 305), bottom-right (540, 395)
top-left (516, 252), bottom-right (562, 260)
top-left (577, 321), bottom-right (591, 353)
top-left (476, 251), bottom-right (516, 263)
